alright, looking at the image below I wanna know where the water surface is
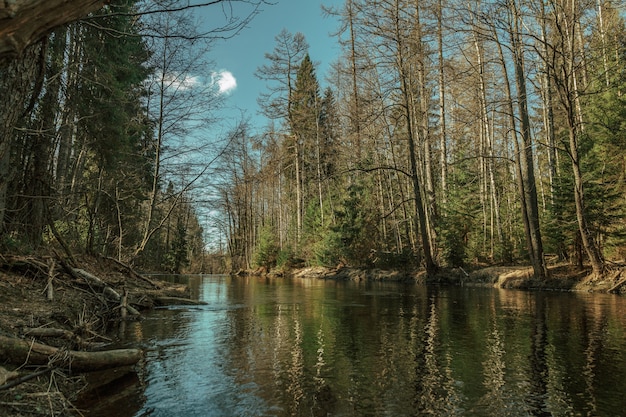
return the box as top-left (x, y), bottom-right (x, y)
top-left (100, 275), bottom-right (626, 416)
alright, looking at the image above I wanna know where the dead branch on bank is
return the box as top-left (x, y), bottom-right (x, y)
top-left (65, 268), bottom-right (141, 317)
top-left (0, 254), bottom-right (50, 277)
top-left (0, 366), bottom-right (55, 391)
top-left (104, 256), bottom-right (161, 289)
top-left (608, 270), bottom-right (626, 293)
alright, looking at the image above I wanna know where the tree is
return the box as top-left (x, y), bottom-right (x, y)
top-left (543, 0), bottom-right (605, 276)
top-left (291, 53), bottom-right (323, 241)
top-left (2, 1), bottom-right (152, 253)
top-left (132, 2), bottom-right (222, 262)
top-left (255, 30), bottom-right (309, 245)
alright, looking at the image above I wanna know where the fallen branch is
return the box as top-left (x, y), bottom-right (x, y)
top-left (0, 255), bottom-right (50, 277)
top-left (0, 335), bottom-right (142, 372)
top-left (0, 367), bottom-right (55, 391)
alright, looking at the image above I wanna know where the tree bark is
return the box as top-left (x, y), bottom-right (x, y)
top-left (0, 0), bottom-right (104, 61)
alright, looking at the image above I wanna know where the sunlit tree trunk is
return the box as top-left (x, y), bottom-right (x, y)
top-left (413, 0), bottom-right (438, 257)
top-left (508, 0), bottom-right (547, 279)
top-left (437, 0), bottom-right (448, 201)
top-left (392, 0), bottom-right (437, 274)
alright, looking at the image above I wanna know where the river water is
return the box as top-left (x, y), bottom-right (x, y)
top-left (94, 275), bottom-right (626, 416)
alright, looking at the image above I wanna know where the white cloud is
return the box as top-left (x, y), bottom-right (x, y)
top-left (212, 70), bottom-right (237, 94)
top-left (149, 71), bottom-right (201, 91)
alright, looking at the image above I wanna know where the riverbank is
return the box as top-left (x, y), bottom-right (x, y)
top-left (0, 254), bottom-right (195, 417)
top-left (277, 262), bottom-right (626, 294)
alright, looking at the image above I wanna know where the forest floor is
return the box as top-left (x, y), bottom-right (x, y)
top-left (0, 254), bottom-right (194, 417)
top-left (1, 256), bottom-right (625, 417)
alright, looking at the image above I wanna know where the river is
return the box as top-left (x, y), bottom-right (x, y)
top-left (87, 274), bottom-right (626, 416)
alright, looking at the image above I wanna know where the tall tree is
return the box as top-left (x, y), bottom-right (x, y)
top-left (545, 0), bottom-right (605, 276)
top-left (256, 30), bottom-right (309, 245)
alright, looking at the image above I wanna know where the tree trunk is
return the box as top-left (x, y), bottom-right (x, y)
top-left (0, 0), bottom-right (104, 60)
top-left (0, 41), bottom-right (43, 232)
top-left (393, 0), bottom-right (437, 274)
top-left (437, 0), bottom-right (448, 201)
top-left (509, 2), bottom-right (547, 279)
top-left (554, 0), bottom-right (605, 277)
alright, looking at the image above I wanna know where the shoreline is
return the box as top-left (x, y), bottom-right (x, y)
top-left (245, 263), bottom-right (626, 294)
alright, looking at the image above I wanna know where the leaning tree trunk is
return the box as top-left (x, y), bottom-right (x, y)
top-left (555, 1), bottom-right (605, 277)
top-left (0, 0), bottom-right (104, 59)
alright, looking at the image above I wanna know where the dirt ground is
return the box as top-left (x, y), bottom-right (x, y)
top-left (1, 255), bottom-right (625, 416)
top-left (0, 254), bottom-right (189, 417)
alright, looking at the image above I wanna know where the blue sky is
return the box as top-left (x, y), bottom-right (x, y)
top-left (200, 0), bottom-right (344, 133)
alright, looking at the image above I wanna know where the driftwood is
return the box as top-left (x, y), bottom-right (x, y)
top-left (154, 296), bottom-right (207, 307)
top-left (68, 268), bottom-right (140, 316)
top-left (0, 335), bottom-right (142, 372)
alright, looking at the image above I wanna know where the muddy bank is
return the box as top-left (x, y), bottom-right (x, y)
top-left (0, 254), bottom-right (198, 417)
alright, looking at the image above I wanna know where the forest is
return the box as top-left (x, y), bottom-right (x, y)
top-left (0, 0), bottom-right (625, 279)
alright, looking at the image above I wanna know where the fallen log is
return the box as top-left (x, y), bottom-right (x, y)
top-left (23, 327), bottom-right (76, 340)
top-left (22, 327), bottom-right (106, 350)
top-left (0, 335), bottom-right (143, 372)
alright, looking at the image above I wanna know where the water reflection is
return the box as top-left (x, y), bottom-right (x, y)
top-left (92, 276), bottom-right (626, 416)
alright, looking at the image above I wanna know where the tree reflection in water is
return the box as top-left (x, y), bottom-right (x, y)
top-left (109, 276), bottom-right (626, 417)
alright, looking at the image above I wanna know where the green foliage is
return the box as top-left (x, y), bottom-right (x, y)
top-left (368, 250), bottom-right (415, 269)
top-left (329, 183), bottom-right (379, 267)
top-left (276, 247), bottom-right (295, 269)
top-left (545, 81), bottom-right (626, 262)
top-left (438, 153), bottom-right (482, 267)
top-left (162, 219), bottom-right (189, 274)
top-left (313, 231), bottom-right (344, 267)
top-left (253, 225), bottom-right (279, 269)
